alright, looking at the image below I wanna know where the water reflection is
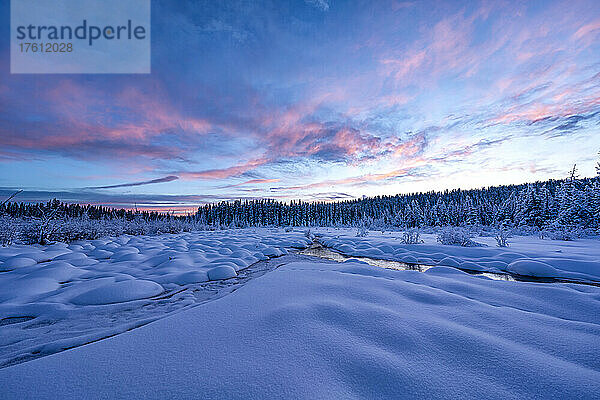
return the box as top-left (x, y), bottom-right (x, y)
top-left (300, 244), bottom-right (517, 281)
top-left (300, 244), bottom-right (600, 287)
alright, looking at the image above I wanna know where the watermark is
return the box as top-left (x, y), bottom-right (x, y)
top-left (11, 0), bottom-right (150, 74)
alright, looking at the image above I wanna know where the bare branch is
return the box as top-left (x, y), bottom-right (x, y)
top-left (0, 190), bottom-right (23, 208)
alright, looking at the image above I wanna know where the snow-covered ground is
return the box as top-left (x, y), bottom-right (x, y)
top-left (313, 227), bottom-right (600, 282)
top-left (0, 230), bottom-right (311, 367)
top-left (1, 228), bottom-right (600, 398)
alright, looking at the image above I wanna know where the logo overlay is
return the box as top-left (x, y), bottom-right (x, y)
top-left (11, 0), bottom-right (150, 74)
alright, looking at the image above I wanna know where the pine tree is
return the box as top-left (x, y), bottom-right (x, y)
top-left (556, 165), bottom-right (584, 227)
top-left (464, 196), bottom-right (478, 225)
top-left (591, 181), bottom-right (600, 227)
top-left (517, 185), bottom-right (544, 227)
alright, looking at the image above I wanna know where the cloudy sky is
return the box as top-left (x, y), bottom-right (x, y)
top-left (1, 0), bottom-right (599, 211)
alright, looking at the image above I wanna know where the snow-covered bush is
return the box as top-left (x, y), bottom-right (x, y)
top-left (23, 213), bottom-right (61, 245)
top-left (436, 227), bottom-right (481, 247)
top-left (0, 214), bottom-right (209, 245)
top-left (304, 229), bottom-right (314, 240)
top-left (539, 226), bottom-right (583, 241)
top-left (494, 227), bottom-right (511, 247)
top-left (356, 226), bottom-right (369, 237)
top-left (474, 225), bottom-right (497, 237)
top-left (399, 229), bottom-right (423, 244)
top-left (0, 216), bottom-right (22, 246)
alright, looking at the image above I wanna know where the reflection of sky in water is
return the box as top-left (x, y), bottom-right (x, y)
top-left (299, 244), bottom-right (516, 281)
top-left (301, 244), bottom-right (600, 287)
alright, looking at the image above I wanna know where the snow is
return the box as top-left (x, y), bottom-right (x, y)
top-left (0, 229), bottom-right (312, 367)
top-left (0, 277), bottom-right (60, 303)
top-left (506, 260), bottom-right (558, 277)
top-left (0, 228), bottom-right (599, 398)
top-left (0, 229), bottom-right (311, 307)
top-left (207, 265), bottom-right (237, 280)
top-left (1, 256), bottom-right (37, 270)
top-left (313, 228), bottom-right (600, 281)
top-left (70, 280), bottom-right (165, 305)
top-left (1, 256), bottom-right (599, 399)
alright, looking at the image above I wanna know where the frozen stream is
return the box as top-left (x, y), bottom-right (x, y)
top-left (300, 244), bottom-right (517, 280)
top-left (301, 242), bottom-right (600, 286)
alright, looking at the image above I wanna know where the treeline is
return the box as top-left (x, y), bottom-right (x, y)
top-left (2, 165), bottom-right (600, 233)
top-left (196, 173), bottom-right (600, 230)
top-left (0, 199), bottom-right (200, 245)
top-left (0, 198), bottom-right (185, 221)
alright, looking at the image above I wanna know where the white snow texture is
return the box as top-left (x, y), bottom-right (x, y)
top-left (0, 228), bottom-right (599, 399)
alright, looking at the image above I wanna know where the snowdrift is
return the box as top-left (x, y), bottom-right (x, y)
top-left (316, 229), bottom-right (600, 281)
top-left (1, 259), bottom-right (599, 399)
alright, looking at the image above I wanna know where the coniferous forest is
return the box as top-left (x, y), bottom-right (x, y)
top-left (195, 174), bottom-right (600, 229)
top-left (1, 163), bottom-right (599, 245)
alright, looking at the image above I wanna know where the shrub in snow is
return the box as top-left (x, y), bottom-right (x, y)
top-left (494, 227), bottom-right (511, 247)
top-left (436, 227), bottom-right (481, 247)
top-left (304, 229), bottom-right (314, 240)
top-left (539, 226), bottom-right (583, 241)
top-left (509, 225), bottom-right (540, 236)
top-left (399, 229), bottom-right (423, 244)
top-left (0, 213), bottom-right (210, 245)
top-left (0, 216), bottom-right (21, 246)
top-left (23, 212), bottom-right (62, 245)
top-left (356, 226), bottom-right (369, 237)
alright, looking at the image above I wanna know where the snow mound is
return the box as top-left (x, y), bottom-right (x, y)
top-left (401, 255), bottom-right (418, 263)
top-left (207, 265), bottom-right (237, 280)
top-left (507, 259), bottom-right (558, 277)
top-left (1, 256), bottom-right (37, 270)
top-left (2, 259), bottom-right (600, 399)
top-left (262, 247), bottom-right (283, 257)
top-left (71, 280), bottom-right (164, 305)
top-left (24, 261), bottom-right (83, 281)
top-left (88, 249), bottom-right (113, 259)
top-left (0, 278), bottom-right (60, 302)
top-left (460, 261), bottom-right (486, 271)
top-left (54, 252), bottom-right (86, 262)
top-left (438, 256), bottom-right (462, 268)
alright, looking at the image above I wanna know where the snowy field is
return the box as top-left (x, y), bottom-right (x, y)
top-left (314, 227), bottom-right (600, 282)
top-left (1, 228), bottom-right (600, 399)
top-left (0, 230), bottom-right (311, 367)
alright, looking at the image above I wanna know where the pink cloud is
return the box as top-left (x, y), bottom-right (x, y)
top-left (573, 19), bottom-right (600, 40)
top-left (225, 178), bottom-right (281, 188)
top-left (490, 93), bottom-right (600, 124)
top-left (272, 165), bottom-right (424, 192)
top-left (380, 50), bottom-right (427, 80)
top-left (178, 158), bottom-right (270, 180)
top-left (378, 6), bottom-right (498, 86)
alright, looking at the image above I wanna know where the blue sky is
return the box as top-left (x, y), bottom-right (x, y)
top-left (1, 0), bottom-right (599, 212)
